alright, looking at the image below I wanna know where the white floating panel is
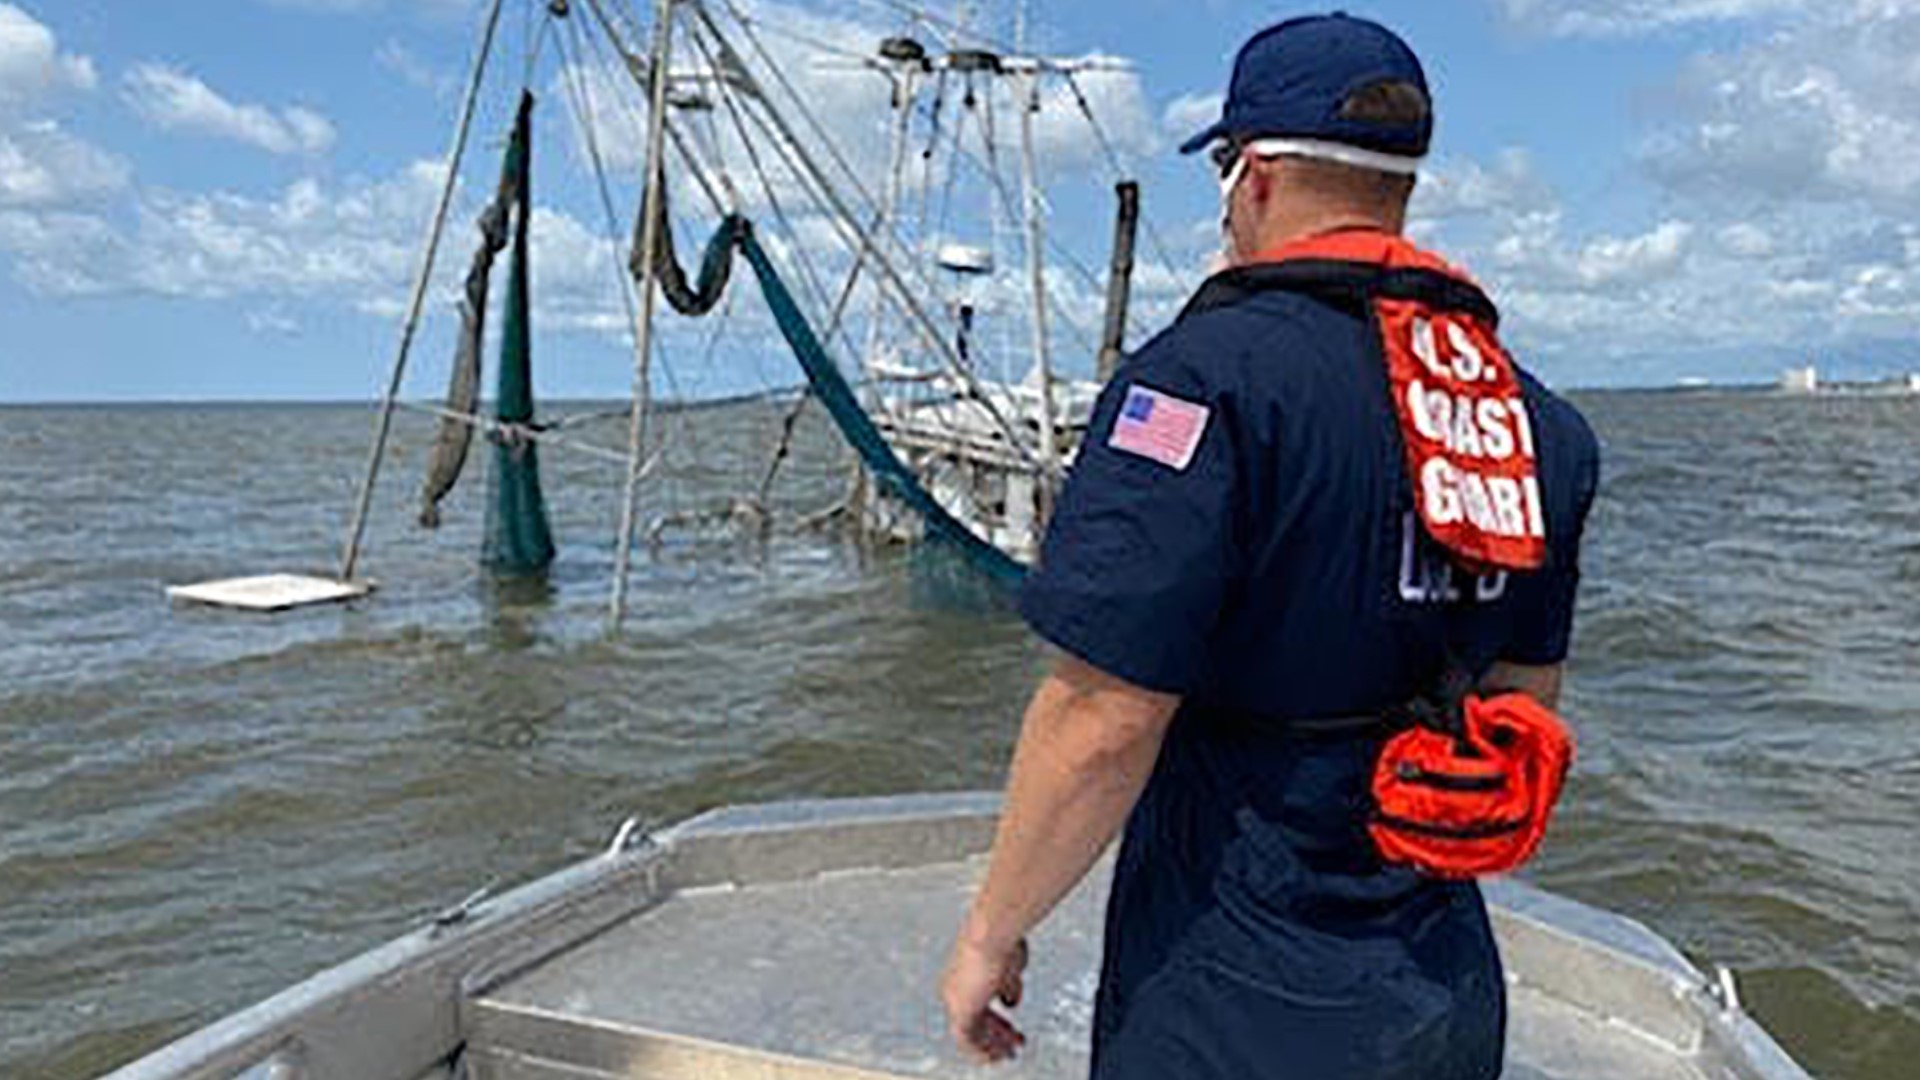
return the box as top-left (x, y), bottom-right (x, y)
top-left (165, 573), bottom-right (372, 612)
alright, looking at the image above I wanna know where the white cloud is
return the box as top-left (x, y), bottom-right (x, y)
top-left (528, 205), bottom-right (633, 334)
top-left (1162, 92), bottom-right (1222, 143)
top-left (1718, 222), bottom-right (1774, 258)
top-left (1569, 220), bottom-right (1695, 285)
top-left (1642, 4), bottom-right (1920, 206)
top-left (1396, 1), bottom-right (1920, 377)
top-left (1031, 56), bottom-right (1159, 165)
top-left (1494, 0), bottom-right (1817, 37)
top-left (0, 155), bottom-right (644, 341)
top-left (1482, 212), bottom-right (1693, 287)
top-left (0, 6), bottom-right (125, 210)
top-left (133, 163), bottom-right (442, 302)
top-left (1413, 149), bottom-right (1555, 224)
top-left (0, 209), bottom-right (125, 294)
top-left (0, 162), bottom-right (439, 303)
top-left (123, 64), bottom-right (337, 155)
top-left (0, 3), bottom-right (96, 112)
top-left (1423, 179), bottom-right (1920, 367)
top-left (1406, 159), bottom-right (1736, 358)
top-left (0, 120), bottom-right (128, 206)
top-left (376, 39), bottom-right (454, 97)
top-left (557, 3), bottom-right (1158, 188)
top-left (246, 307), bottom-right (302, 335)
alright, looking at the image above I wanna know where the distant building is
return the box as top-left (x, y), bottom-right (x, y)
top-left (1908, 374), bottom-right (1920, 395)
top-left (1781, 366), bottom-right (1819, 394)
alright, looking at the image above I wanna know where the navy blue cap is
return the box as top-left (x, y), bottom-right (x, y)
top-left (1178, 13), bottom-right (1432, 159)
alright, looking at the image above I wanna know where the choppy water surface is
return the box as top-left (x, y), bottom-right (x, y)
top-left (0, 392), bottom-right (1915, 1079)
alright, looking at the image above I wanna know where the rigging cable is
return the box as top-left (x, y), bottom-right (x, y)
top-left (524, 0), bottom-right (560, 90)
top-left (915, 61), bottom-right (948, 241)
top-left (577, 0), bottom-right (732, 215)
top-left (574, 0), bottom-right (742, 467)
top-left (715, 0), bottom-right (894, 241)
top-left (972, 70), bottom-right (1015, 381)
top-left (723, 5), bottom-right (885, 68)
top-left (1059, 69), bottom-right (1181, 277)
top-left (694, 0), bottom-right (1043, 469)
top-left (713, 0), bottom-right (994, 332)
top-left (858, 0), bottom-right (1014, 55)
top-left (679, 21), bottom-right (840, 325)
top-left (928, 39), bottom-right (1124, 351)
top-left (553, 15), bottom-right (687, 470)
top-left (859, 61), bottom-right (922, 389)
top-left (934, 74), bottom-right (968, 252)
top-left (676, 19), bottom-right (902, 502)
top-left (584, 0), bottom-right (866, 514)
top-left (691, 6), bottom-right (1150, 372)
top-left (948, 96), bottom-right (1120, 346)
top-left (340, 0), bottom-right (510, 582)
top-left (682, 16), bottom-right (901, 359)
top-left (772, 0), bottom-right (1187, 329)
top-left (396, 399), bottom-right (650, 470)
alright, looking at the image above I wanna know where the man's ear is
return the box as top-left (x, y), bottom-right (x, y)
top-left (1247, 160), bottom-right (1276, 205)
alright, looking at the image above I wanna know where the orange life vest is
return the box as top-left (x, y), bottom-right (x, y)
top-left (1367, 678), bottom-right (1574, 879)
top-left (1246, 230), bottom-right (1549, 574)
top-left (1199, 232), bottom-right (1575, 876)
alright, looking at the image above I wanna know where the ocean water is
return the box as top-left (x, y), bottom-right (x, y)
top-left (0, 392), bottom-right (1915, 1078)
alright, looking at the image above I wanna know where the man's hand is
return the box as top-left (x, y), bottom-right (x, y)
top-left (940, 935), bottom-right (1029, 1063)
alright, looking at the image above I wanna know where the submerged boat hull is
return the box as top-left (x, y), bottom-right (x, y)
top-left (99, 794), bottom-right (1808, 1080)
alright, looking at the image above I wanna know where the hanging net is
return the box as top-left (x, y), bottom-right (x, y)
top-left (482, 91), bottom-right (557, 577)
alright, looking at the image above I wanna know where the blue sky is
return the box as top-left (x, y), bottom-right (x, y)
top-left (4, 0), bottom-right (1919, 401)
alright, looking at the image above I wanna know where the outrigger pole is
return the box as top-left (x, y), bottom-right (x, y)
top-left (1013, 58), bottom-right (1061, 495)
top-left (608, 0), bottom-right (680, 630)
top-left (339, 0), bottom-right (509, 584)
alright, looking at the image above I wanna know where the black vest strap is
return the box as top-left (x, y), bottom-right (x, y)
top-left (1179, 259), bottom-right (1502, 328)
top-left (1173, 254), bottom-right (1513, 739)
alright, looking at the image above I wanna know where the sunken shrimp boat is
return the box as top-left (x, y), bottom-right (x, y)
top-left (172, 0), bottom-right (1151, 613)
top-left (101, 793), bottom-right (1810, 1080)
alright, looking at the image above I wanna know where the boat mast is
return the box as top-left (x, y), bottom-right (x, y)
top-left (338, 0), bottom-right (507, 584)
top-left (609, 0), bottom-right (679, 630)
top-left (1097, 180), bottom-right (1140, 382)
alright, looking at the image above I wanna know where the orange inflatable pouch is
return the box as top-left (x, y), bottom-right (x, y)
top-left (1369, 671), bottom-right (1574, 879)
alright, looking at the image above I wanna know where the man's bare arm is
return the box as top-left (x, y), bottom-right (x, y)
top-left (961, 654), bottom-right (1179, 951)
top-left (940, 654), bottom-right (1179, 1062)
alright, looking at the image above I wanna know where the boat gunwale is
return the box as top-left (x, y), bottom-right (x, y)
top-left (95, 792), bottom-right (1809, 1080)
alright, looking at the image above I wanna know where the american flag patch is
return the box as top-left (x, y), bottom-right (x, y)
top-left (1109, 385), bottom-right (1210, 470)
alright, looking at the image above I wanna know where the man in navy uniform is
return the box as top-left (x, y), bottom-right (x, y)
top-left (941, 13), bottom-right (1600, 1080)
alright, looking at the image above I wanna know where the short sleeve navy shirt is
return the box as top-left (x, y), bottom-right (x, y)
top-left (1019, 282), bottom-right (1600, 1080)
top-left (1022, 288), bottom-right (1599, 717)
